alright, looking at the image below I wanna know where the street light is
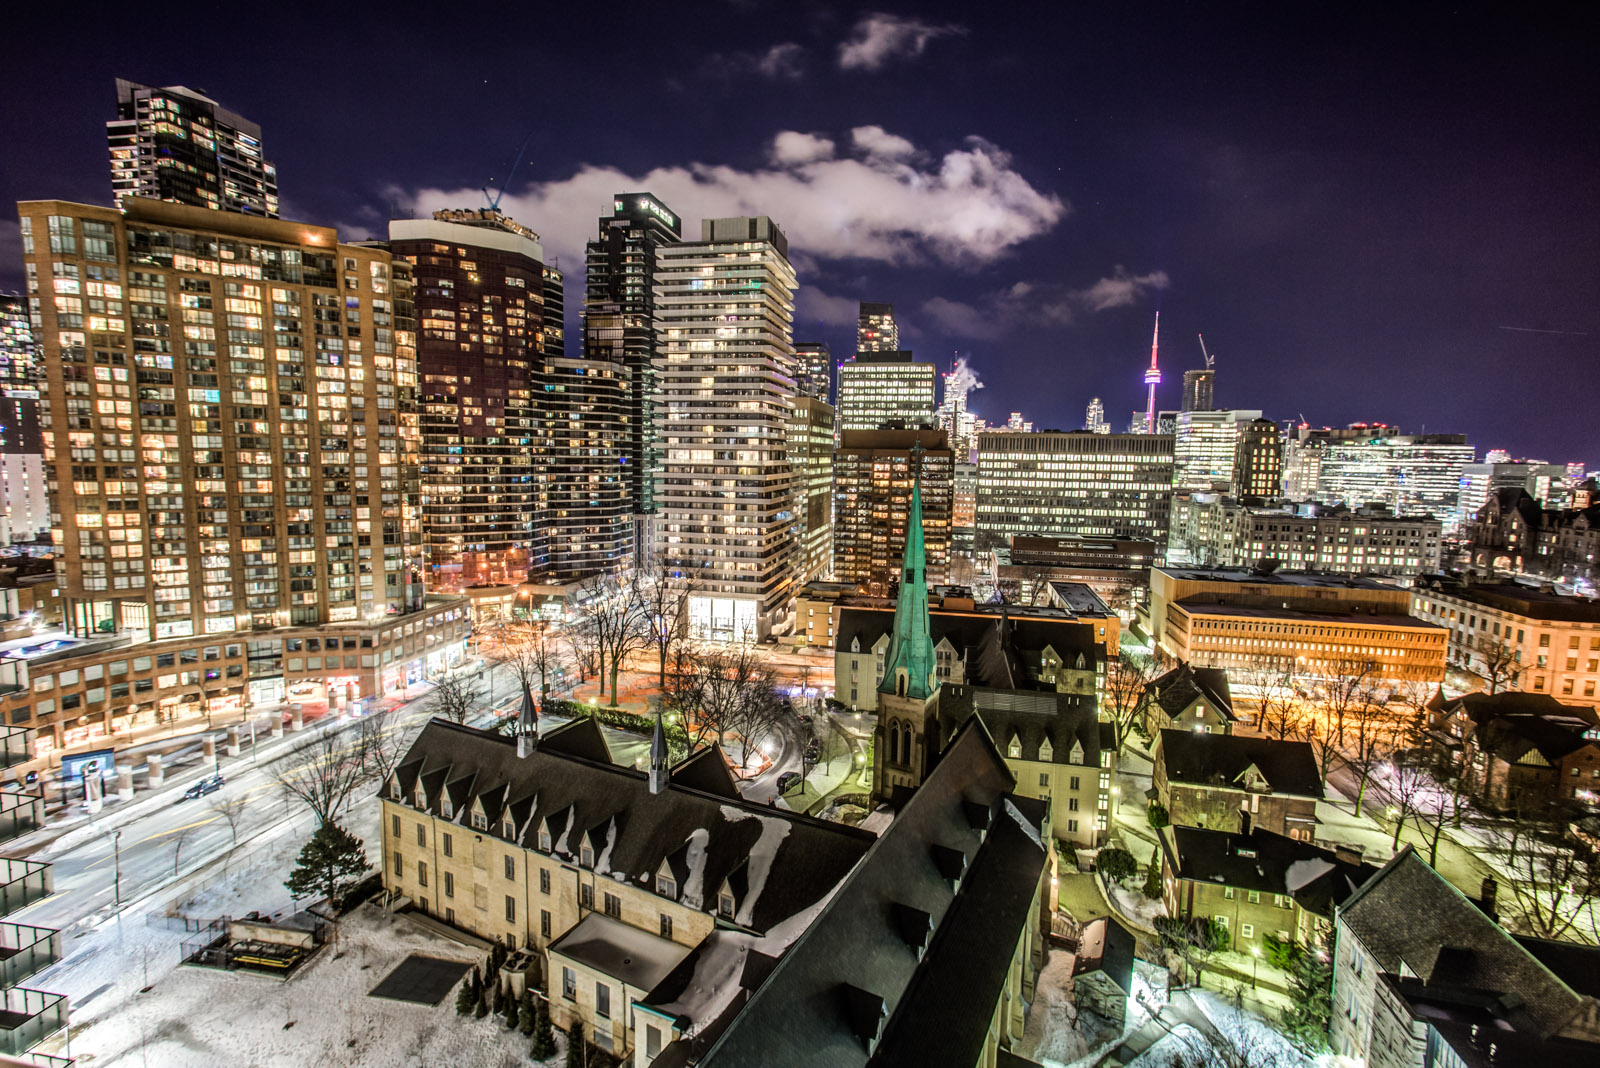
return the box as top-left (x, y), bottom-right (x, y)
top-left (111, 829), bottom-right (124, 909)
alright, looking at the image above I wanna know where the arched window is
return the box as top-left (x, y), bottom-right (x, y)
top-left (900, 726), bottom-right (913, 767)
top-left (889, 724), bottom-right (900, 764)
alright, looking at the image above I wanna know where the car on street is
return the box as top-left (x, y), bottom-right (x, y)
top-left (181, 774), bottom-right (225, 800)
top-left (776, 771), bottom-right (802, 794)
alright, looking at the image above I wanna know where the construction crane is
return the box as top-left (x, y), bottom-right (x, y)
top-left (482, 130), bottom-right (537, 213)
top-left (1197, 333), bottom-right (1215, 370)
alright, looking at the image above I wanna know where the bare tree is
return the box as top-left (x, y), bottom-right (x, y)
top-left (575, 573), bottom-right (652, 707)
top-left (172, 823), bottom-right (200, 875)
top-left (276, 729), bottom-right (373, 825)
top-left (1241, 657), bottom-right (1303, 741)
top-left (1472, 634), bottom-right (1522, 694)
top-left (1388, 753), bottom-right (1464, 864)
top-left (666, 643), bottom-right (784, 767)
top-left (1502, 808), bottom-right (1600, 943)
top-left (642, 565), bottom-right (699, 688)
top-left (428, 671), bottom-right (481, 724)
top-left (209, 795), bottom-right (249, 845)
top-left (1344, 699), bottom-right (1397, 818)
top-left (357, 707), bottom-right (407, 785)
top-left (1102, 650), bottom-right (1155, 749)
top-left (504, 624), bottom-right (568, 705)
top-left (1308, 658), bottom-right (1381, 786)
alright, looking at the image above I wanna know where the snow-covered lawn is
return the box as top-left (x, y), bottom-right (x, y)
top-left (36, 905), bottom-right (555, 1067)
top-left (1015, 950), bottom-right (1090, 1068)
top-left (1105, 876), bottom-right (1167, 931)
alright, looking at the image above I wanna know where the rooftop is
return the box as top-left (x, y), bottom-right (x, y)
top-left (1157, 729), bottom-right (1324, 798)
top-left (389, 719), bottom-right (874, 935)
top-left (1157, 566), bottom-right (1403, 589)
top-left (1146, 663), bottom-right (1235, 721)
top-left (1164, 827), bottom-right (1377, 918)
top-left (1417, 576), bottom-right (1600, 623)
top-left (1175, 602), bottom-right (1441, 628)
top-left (547, 912), bottom-right (692, 992)
top-left (1339, 847), bottom-right (1587, 1040)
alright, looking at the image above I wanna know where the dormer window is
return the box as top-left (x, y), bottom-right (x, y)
top-left (538, 828), bottom-right (552, 852)
top-left (1007, 735), bottom-right (1022, 760)
top-left (581, 844), bottom-right (594, 868)
top-left (390, 780), bottom-right (400, 800)
top-left (502, 821), bottom-right (514, 839)
top-left (414, 789), bottom-right (425, 808)
top-left (441, 799), bottom-right (453, 820)
top-left (471, 811), bottom-right (487, 831)
top-left (718, 892), bottom-right (735, 918)
top-left (1039, 739), bottom-right (1054, 762)
top-left (657, 873), bottom-right (677, 899)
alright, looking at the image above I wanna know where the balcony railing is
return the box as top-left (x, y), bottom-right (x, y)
top-left (0, 797), bottom-right (43, 846)
top-left (0, 861), bottom-right (52, 916)
top-left (0, 988), bottom-right (68, 1057)
top-left (0, 730), bottom-right (34, 770)
top-left (0, 923), bottom-right (60, 990)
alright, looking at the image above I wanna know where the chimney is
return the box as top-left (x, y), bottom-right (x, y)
top-left (1480, 876), bottom-right (1498, 920)
top-left (516, 684), bottom-right (539, 758)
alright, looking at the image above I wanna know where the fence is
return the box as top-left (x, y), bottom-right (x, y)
top-left (0, 859), bottom-right (52, 915)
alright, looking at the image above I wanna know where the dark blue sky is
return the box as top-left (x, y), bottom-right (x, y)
top-left (4, 3), bottom-right (1596, 464)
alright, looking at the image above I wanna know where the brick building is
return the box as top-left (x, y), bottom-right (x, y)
top-left (1154, 729), bottom-right (1322, 839)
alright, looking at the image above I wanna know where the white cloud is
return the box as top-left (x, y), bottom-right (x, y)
top-left (756, 42), bottom-right (807, 79)
top-left (770, 131), bottom-right (836, 165)
top-left (838, 13), bottom-right (966, 71)
top-left (704, 41), bottom-right (807, 80)
top-left (794, 286), bottom-right (861, 327)
top-left (1077, 266), bottom-right (1171, 312)
top-left (851, 125), bottom-right (917, 161)
top-left (920, 269), bottom-right (1169, 340)
top-left (403, 129), bottom-right (1064, 273)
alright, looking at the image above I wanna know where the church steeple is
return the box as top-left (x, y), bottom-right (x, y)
top-left (878, 456), bottom-right (938, 701)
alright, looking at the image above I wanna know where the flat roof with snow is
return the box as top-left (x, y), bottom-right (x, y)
top-left (548, 913), bottom-right (691, 992)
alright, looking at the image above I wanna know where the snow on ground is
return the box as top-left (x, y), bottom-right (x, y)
top-left (1189, 989), bottom-right (1321, 1068)
top-left (37, 906), bottom-right (550, 1068)
top-left (1014, 950), bottom-right (1090, 1068)
top-left (1105, 877), bottom-right (1167, 931)
top-left (1124, 1023), bottom-right (1208, 1068)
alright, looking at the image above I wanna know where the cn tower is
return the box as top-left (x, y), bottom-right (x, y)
top-left (1143, 311), bottom-right (1161, 433)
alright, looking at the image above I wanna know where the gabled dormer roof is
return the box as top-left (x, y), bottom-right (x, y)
top-left (385, 718), bottom-right (874, 934)
top-left (670, 745), bottom-right (742, 799)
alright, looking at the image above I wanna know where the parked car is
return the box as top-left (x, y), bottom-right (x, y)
top-left (776, 771), bottom-right (802, 794)
top-left (181, 774), bottom-right (225, 800)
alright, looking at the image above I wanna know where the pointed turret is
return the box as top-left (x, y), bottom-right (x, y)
top-left (648, 707), bottom-right (670, 794)
top-left (878, 467), bottom-right (938, 701)
top-left (516, 683), bottom-right (539, 758)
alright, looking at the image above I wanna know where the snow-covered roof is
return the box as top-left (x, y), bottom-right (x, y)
top-left (388, 718), bottom-right (875, 934)
top-left (547, 912), bottom-right (691, 993)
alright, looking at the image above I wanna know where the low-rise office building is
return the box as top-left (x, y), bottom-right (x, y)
top-left (996, 533), bottom-right (1154, 613)
top-left (1149, 566), bottom-right (1447, 682)
top-left (1412, 573), bottom-right (1600, 706)
top-left (1167, 495), bottom-right (1441, 577)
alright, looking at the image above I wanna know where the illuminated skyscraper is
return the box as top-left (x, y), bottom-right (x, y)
top-left (794, 341), bottom-right (832, 402)
top-left (585, 192), bottom-right (683, 554)
top-left (1085, 397), bottom-right (1108, 434)
top-left (856, 301), bottom-right (899, 353)
top-left (655, 216), bottom-right (799, 640)
top-left (977, 430), bottom-right (1175, 548)
top-left (837, 351), bottom-right (936, 433)
top-left (107, 79), bottom-right (278, 217)
top-left (1182, 368), bottom-right (1215, 413)
top-left (389, 208), bottom-right (559, 589)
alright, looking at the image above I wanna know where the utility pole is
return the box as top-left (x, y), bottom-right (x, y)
top-left (111, 829), bottom-right (123, 908)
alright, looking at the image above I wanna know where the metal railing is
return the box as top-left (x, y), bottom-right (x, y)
top-left (0, 861), bottom-right (51, 917)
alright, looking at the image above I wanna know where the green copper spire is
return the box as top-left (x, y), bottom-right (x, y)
top-left (878, 461), bottom-right (938, 700)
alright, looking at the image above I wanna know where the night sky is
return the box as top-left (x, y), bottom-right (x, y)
top-left (3, 4), bottom-right (1596, 464)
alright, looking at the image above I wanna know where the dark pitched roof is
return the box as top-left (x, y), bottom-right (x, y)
top-left (1166, 827), bottom-right (1377, 918)
top-left (1443, 692), bottom-right (1600, 766)
top-left (1514, 937), bottom-right (1600, 999)
top-left (1145, 662), bottom-right (1236, 721)
top-left (691, 719), bottom-right (1048, 1068)
top-left (837, 606), bottom-right (1099, 691)
top-left (1338, 847), bottom-right (1586, 1040)
top-left (1156, 729), bottom-right (1323, 798)
top-left (1444, 691), bottom-right (1600, 728)
top-left (938, 684), bottom-right (1103, 767)
top-left (388, 719), bottom-right (873, 934)
top-left (668, 746), bottom-right (742, 799)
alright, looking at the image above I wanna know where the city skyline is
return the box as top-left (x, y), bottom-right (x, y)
top-left (2, 4), bottom-right (1596, 468)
